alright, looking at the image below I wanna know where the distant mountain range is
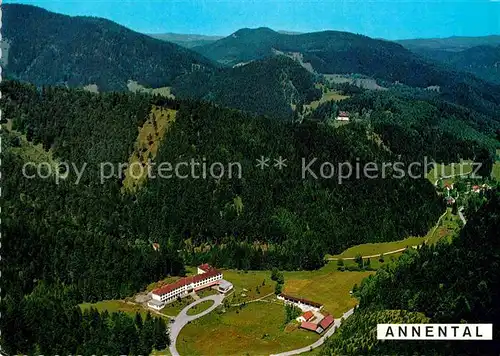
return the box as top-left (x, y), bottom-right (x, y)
top-left (396, 35), bottom-right (500, 52)
top-left (147, 33), bottom-right (224, 48)
top-left (4, 4), bottom-right (500, 118)
top-left (147, 30), bottom-right (302, 48)
top-left (193, 27), bottom-right (491, 88)
top-left (191, 27), bottom-right (500, 116)
top-left (2, 4), bottom-right (216, 91)
top-left (397, 36), bottom-right (500, 85)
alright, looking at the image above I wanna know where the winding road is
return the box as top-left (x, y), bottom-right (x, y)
top-left (270, 308), bottom-right (356, 356)
top-left (169, 294), bottom-right (225, 356)
top-left (169, 172), bottom-right (469, 355)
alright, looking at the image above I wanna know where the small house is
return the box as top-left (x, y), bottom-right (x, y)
top-left (336, 111), bottom-right (350, 121)
top-left (297, 310), bottom-right (315, 322)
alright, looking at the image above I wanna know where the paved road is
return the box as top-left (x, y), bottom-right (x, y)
top-left (327, 209), bottom-right (449, 262)
top-left (270, 308), bottom-right (356, 356)
top-left (458, 206), bottom-right (467, 225)
top-left (327, 248), bottom-right (408, 261)
top-left (169, 294), bottom-right (225, 356)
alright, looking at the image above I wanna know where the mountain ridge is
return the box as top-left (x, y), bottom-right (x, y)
top-left (2, 4), bottom-right (217, 91)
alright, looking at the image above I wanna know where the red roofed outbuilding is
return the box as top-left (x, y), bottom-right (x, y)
top-left (319, 315), bottom-right (335, 330)
top-left (300, 322), bottom-right (318, 332)
top-left (303, 311), bottom-right (314, 321)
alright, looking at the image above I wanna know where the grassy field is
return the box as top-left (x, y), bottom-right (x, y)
top-left (177, 302), bottom-right (320, 356)
top-left (176, 264), bottom-right (369, 355)
top-left (329, 208), bottom-right (458, 260)
top-left (426, 161), bottom-right (474, 185)
top-left (340, 252), bottom-right (403, 270)
top-left (283, 265), bottom-right (373, 316)
top-left (302, 85), bottom-right (350, 110)
top-left (492, 151), bottom-right (500, 181)
top-left (196, 288), bottom-right (220, 298)
top-left (329, 236), bottom-right (424, 260)
top-left (127, 80), bottom-right (175, 98)
top-left (123, 105), bottom-right (177, 192)
top-left (161, 296), bottom-right (195, 316)
top-left (79, 300), bottom-right (150, 319)
top-left (221, 270), bottom-right (276, 305)
top-left (428, 209), bottom-right (462, 245)
top-left (186, 300), bottom-right (215, 316)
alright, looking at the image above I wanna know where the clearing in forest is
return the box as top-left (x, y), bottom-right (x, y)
top-left (122, 105), bottom-right (177, 192)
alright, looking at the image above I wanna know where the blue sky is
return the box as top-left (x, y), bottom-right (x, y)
top-left (5, 0), bottom-right (500, 40)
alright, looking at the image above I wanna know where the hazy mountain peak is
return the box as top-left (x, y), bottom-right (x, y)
top-left (231, 27), bottom-right (278, 37)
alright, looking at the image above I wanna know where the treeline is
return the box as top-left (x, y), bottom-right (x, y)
top-left (134, 100), bottom-right (444, 270)
top-left (2, 282), bottom-right (169, 355)
top-left (0, 84), bottom-right (183, 353)
top-left (2, 80), bottom-right (444, 272)
top-left (322, 190), bottom-right (500, 355)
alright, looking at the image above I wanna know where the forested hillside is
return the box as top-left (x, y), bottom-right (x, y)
top-left (332, 89), bottom-right (500, 166)
top-left (408, 45), bottom-right (500, 85)
top-left (147, 32), bottom-right (223, 48)
top-left (1, 80), bottom-right (444, 270)
top-left (133, 100), bottom-right (445, 270)
top-left (397, 35), bottom-right (500, 53)
top-left (321, 191), bottom-right (500, 355)
top-left (172, 55), bottom-right (322, 119)
top-left (2, 79), bottom-right (461, 352)
top-left (2, 4), bottom-right (215, 91)
top-left (195, 28), bottom-right (500, 117)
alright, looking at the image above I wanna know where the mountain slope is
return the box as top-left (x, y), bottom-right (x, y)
top-left (397, 35), bottom-right (500, 52)
top-left (322, 192), bottom-right (500, 355)
top-left (194, 28), bottom-right (500, 117)
top-left (2, 4), bottom-right (216, 91)
top-left (171, 55), bottom-right (322, 118)
top-left (194, 27), bottom-right (447, 86)
top-left (147, 33), bottom-right (224, 48)
top-left (408, 45), bottom-right (500, 85)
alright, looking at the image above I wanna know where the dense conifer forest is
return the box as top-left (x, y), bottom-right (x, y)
top-left (172, 56), bottom-right (322, 119)
top-left (321, 192), bottom-right (500, 355)
top-left (1, 76), bottom-right (498, 353)
top-left (2, 4), bottom-right (215, 91)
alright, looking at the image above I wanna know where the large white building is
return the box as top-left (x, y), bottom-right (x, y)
top-left (147, 264), bottom-right (223, 310)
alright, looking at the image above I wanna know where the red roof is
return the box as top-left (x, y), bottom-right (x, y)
top-left (300, 322), bottom-right (318, 332)
top-left (302, 311), bottom-right (314, 321)
top-left (152, 268), bottom-right (221, 296)
top-left (319, 315), bottom-right (334, 329)
top-left (473, 185), bottom-right (480, 190)
top-left (198, 263), bottom-right (213, 272)
top-left (338, 111), bottom-right (349, 117)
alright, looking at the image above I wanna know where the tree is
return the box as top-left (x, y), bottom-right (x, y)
top-left (354, 254), bottom-right (363, 268)
top-left (275, 282), bottom-right (283, 295)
